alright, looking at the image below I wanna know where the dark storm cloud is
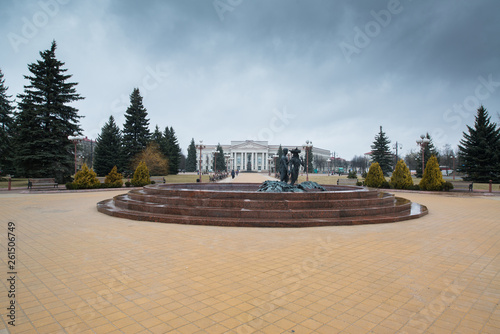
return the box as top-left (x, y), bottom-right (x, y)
top-left (1, 0), bottom-right (499, 158)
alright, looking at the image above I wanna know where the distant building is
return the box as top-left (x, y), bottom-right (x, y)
top-left (197, 140), bottom-right (331, 172)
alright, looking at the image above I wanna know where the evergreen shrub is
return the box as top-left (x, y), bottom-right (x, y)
top-left (347, 170), bottom-right (357, 179)
top-left (71, 164), bottom-right (101, 189)
top-left (419, 155), bottom-right (445, 191)
top-left (442, 181), bottom-right (454, 191)
top-left (131, 161), bottom-right (150, 187)
top-left (365, 162), bottom-right (386, 188)
top-left (104, 166), bottom-right (123, 188)
top-left (390, 160), bottom-right (414, 189)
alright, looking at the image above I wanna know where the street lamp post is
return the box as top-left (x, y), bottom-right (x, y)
top-left (268, 157), bottom-right (273, 176)
top-left (393, 141), bottom-right (403, 165)
top-left (303, 140), bottom-right (313, 181)
top-left (416, 135), bottom-right (430, 176)
top-left (452, 155), bottom-right (456, 180)
top-left (68, 134), bottom-right (85, 175)
top-left (196, 141), bottom-right (205, 182)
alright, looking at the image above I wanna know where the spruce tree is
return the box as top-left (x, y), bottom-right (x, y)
top-left (276, 145), bottom-right (283, 174)
top-left (370, 126), bottom-right (392, 176)
top-left (0, 69), bottom-right (15, 174)
top-left (458, 105), bottom-right (500, 182)
top-left (122, 88), bottom-right (150, 169)
top-left (163, 126), bottom-right (181, 175)
top-left (94, 115), bottom-right (123, 176)
top-left (186, 138), bottom-right (197, 172)
top-left (14, 41), bottom-right (84, 182)
top-left (213, 143), bottom-right (226, 172)
top-left (415, 133), bottom-right (439, 178)
top-left (151, 125), bottom-right (163, 146)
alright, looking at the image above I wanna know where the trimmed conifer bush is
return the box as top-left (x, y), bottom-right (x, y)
top-left (365, 162), bottom-right (385, 188)
top-left (347, 170), bottom-right (357, 179)
top-left (390, 160), bottom-right (414, 189)
top-left (104, 166), bottom-right (123, 188)
top-left (419, 155), bottom-right (445, 191)
top-left (131, 161), bottom-right (151, 187)
top-left (72, 164), bottom-right (101, 189)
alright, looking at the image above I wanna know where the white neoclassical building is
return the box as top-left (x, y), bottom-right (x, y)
top-left (197, 140), bottom-right (331, 172)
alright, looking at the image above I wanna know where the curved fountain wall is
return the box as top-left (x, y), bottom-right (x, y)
top-left (97, 183), bottom-right (428, 227)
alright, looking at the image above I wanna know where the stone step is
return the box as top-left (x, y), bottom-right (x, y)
top-left (124, 191), bottom-right (396, 210)
top-left (111, 195), bottom-right (411, 219)
top-left (96, 183), bottom-right (428, 227)
top-left (97, 199), bottom-right (425, 228)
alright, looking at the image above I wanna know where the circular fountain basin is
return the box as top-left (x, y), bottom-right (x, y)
top-left (97, 183), bottom-right (428, 227)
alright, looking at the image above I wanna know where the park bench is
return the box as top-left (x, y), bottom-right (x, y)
top-left (28, 178), bottom-right (58, 189)
top-left (451, 181), bottom-right (473, 192)
top-left (337, 178), bottom-right (359, 186)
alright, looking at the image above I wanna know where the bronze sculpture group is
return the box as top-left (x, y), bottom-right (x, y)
top-left (279, 147), bottom-right (304, 186)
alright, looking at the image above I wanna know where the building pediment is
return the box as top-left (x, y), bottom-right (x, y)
top-left (231, 140), bottom-right (269, 150)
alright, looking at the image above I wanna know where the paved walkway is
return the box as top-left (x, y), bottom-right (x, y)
top-left (0, 186), bottom-right (499, 333)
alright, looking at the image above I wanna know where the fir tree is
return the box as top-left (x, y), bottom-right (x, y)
top-left (0, 69), bottom-right (15, 174)
top-left (370, 126), bottom-right (392, 176)
top-left (276, 145), bottom-right (283, 174)
top-left (94, 116), bottom-right (123, 176)
top-left (213, 143), bottom-right (226, 172)
top-left (415, 133), bottom-right (439, 178)
top-left (186, 138), bottom-right (197, 172)
top-left (163, 126), bottom-right (181, 174)
top-left (14, 41), bottom-right (84, 183)
top-left (151, 125), bottom-right (163, 146)
top-left (122, 88), bottom-right (150, 169)
top-left (458, 105), bottom-right (500, 182)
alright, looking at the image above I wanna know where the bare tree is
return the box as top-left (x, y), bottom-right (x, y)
top-left (314, 154), bottom-right (327, 172)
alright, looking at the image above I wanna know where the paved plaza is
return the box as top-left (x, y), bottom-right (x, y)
top-left (1, 174), bottom-right (499, 333)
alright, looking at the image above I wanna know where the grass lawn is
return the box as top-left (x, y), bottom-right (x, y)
top-left (0, 174), bottom-right (200, 189)
top-left (0, 178), bottom-right (29, 188)
top-left (296, 174), bottom-right (499, 191)
top-left (157, 174), bottom-right (199, 183)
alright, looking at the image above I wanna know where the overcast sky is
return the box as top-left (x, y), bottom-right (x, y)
top-left (1, 0), bottom-right (499, 159)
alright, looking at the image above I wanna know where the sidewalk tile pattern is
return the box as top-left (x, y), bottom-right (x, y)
top-left (0, 173), bottom-right (499, 333)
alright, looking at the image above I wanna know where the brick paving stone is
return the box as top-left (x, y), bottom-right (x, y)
top-left (0, 187), bottom-right (499, 333)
